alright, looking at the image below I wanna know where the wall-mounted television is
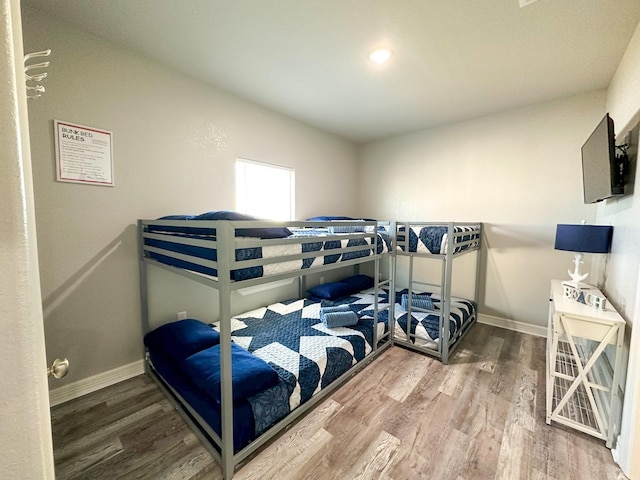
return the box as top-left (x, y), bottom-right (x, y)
top-left (581, 113), bottom-right (632, 204)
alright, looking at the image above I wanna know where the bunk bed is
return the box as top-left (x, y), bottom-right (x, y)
top-left (138, 214), bottom-right (394, 479)
top-left (390, 222), bottom-right (482, 364)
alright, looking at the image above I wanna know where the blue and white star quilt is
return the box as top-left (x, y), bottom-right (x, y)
top-left (396, 225), bottom-right (479, 254)
top-left (365, 288), bottom-right (475, 349)
top-left (228, 294), bottom-right (388, 414)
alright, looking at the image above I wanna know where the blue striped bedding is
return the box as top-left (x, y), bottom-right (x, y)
top-left (145, 228), bottom-right (391, 281)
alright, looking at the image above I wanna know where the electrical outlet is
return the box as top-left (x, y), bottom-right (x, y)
top-left (177, 311), bottom-right (187, 320)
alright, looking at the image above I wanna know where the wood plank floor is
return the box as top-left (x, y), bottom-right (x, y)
top-left (51, 324), bottom-right (627, 479)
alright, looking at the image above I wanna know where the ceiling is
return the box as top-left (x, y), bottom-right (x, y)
top-left (22, 0), bottom-right (640, 143)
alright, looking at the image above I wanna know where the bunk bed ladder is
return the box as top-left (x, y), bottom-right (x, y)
top-left (440, 223), bottom-right (455, 365)
top-left (372, 236), bottom-right (380, 350)
top-left (217, 221), bottom-right (236, 480)
top-left (406, 254), bottom-right (415, 344)
top-left (298, 275), bottom-right (306, 298)
top-left (388, 221), bottom-right (397, 345)
top-left (137, 221), bottom-right (150, 336)
top-left (473, 224), bottom-right (483, 327)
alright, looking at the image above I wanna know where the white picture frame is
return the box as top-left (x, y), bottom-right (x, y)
top-left (54, 120), bottom-right (114, 186)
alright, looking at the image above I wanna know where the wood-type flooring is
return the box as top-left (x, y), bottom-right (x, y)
top-left (51, 323), bottom-right (627, 479)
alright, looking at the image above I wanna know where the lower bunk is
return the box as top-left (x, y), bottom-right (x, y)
top-left (143, 284), bottom-right (391, 475)
top-left (387, 287), bottom-right (477, 361)
top-left (320, 285), bottom-right (476, 364)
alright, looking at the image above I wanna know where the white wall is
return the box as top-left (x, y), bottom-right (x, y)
top-left (600, 20), bottom-right (640, 323)
top-left (357, 92), bottom-right (606, 327)
top-left (22, 7), bottom-right (360, 387)
top-left (601, 21), bottom-right (640, 480)
top-left (1, 0), bottom-right (54, 477)
top-left (16, 2), bottom-right (640, 476)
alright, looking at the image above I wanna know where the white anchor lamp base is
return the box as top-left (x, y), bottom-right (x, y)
top-left (554, 223), bottom-right (613, 290)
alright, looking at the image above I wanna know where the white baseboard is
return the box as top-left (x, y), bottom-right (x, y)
top-left (49, 359), bottom-right (145, 407)
top-left (611, 437), bottom-right (621, 464)
top-left (478, 313), bottom-right (547, 338)
top-left (48, 316), bottom-right (544, 406)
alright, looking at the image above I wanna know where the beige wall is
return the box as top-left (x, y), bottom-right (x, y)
top-left (357, 92), bottom-right (606, 327)
top-left (22, 8), bottom-right (359, 387)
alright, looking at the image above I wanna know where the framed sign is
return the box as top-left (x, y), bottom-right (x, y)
top-left (54, 120), bottom-right (114, 186)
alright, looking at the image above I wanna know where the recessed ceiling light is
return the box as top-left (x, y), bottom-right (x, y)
top-left (369, 48), bottom-right (392, 64)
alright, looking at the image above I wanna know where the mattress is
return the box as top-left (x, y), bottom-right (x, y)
top-left (144, 227), bottom-right (392, 281)
top-left (224, 294), bottom-right (388, 413)
top-left (145, 291), bottom-right (388, 453)
top-left (348, 288), bottom-right (476, 350)
top-left (396, 225), bottom-right (480, 254)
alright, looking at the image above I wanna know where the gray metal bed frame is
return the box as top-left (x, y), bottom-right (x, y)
top-left (137, 218), bottom-right (395, 479)
top-left (391, 222), bottom-right (483, 364)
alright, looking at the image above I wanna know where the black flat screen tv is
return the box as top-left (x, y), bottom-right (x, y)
top-left (581, 113), bottom-right (626, 204)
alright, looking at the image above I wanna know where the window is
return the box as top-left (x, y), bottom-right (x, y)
top-left (235, 158), bottom-right (295, 221)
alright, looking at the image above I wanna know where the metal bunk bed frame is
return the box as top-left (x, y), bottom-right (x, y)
top-left (137, 218), bottom-right (395, 479)
top-left (392, 221), bottom-right (482, 364)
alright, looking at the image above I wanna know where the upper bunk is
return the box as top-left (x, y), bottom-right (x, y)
top-left (138, 212), bottom-right (394, 291)
top-left (394, 221), bottom-right (482, 259)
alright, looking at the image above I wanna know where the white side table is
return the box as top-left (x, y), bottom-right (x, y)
top-left (546, 279), bottom-right (626, 447)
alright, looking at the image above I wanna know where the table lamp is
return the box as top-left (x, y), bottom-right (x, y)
top-left (554, 223), bottom-right (613, 289)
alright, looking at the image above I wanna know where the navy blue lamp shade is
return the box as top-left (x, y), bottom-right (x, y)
top-left (554, 224), bottom-right (613, 253)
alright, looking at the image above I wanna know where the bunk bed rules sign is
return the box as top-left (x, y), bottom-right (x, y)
top-left (54, 120), bottom-right (114, 186)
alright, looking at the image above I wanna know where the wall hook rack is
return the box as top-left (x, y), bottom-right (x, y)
top-left (24, 49), bottom-right (51, 100)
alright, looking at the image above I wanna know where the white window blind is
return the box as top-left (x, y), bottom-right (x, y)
top-left (235, 158), bottom-right (295, 221)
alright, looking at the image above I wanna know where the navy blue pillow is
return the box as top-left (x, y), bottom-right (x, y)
top-left (159, 215), bottom-right (195, 220)
top-left (307, 281), bottom-right (352, 300)
top-left (182, 343), bottom-right (280, 403)
top-left (341, 275), bottom-right (375, 293)
top-left (195, 211), bottom-right (292, 239)
top-left (196, 210), bottom-right (259, 221)
top-left (144, 319), bottom-right (220, 362)
top-left (306, 216), bottom-right (377, 222)
top-left (306, 216), bottom-right (354, 221)
top-left (147, 215), bottom-right (202, 234)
